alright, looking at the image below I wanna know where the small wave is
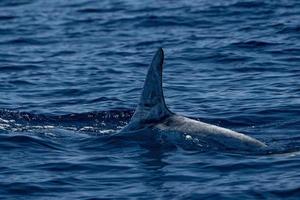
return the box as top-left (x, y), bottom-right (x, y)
top-left (0, 15), bottom-right (16, 21)
top-left (0, 37), bottom-right (58, 45)
top-left (0, 0), bottom-right (32, 7)
top-left (1, 182), bottom-right (45, 195)
top-left (0, 134), bottom-right (62, 151)
top-left (0, 64), bottom-right (41, 72)
top-left (135, 15), bottom-right (195, 28)
top-left (8, 80), bottom-right (36, 86)
top-left (231, 1), bottom-right (267, 8)
top-left (277, 25), bottom-right (300, 34)
top-left (230, 40), bottom-right (278, 49)
top-left (76, 7), bottom-right (124, 14)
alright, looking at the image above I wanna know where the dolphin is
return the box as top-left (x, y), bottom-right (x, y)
top-left (120, 48), bottom-right (266, 150)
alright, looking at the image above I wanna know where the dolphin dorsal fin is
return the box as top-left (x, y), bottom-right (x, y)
top-left (125, 48), bottom-right (172, 130)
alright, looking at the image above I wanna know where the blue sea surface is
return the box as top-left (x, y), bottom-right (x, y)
top-left (0, 0), bottom-right (300, 199)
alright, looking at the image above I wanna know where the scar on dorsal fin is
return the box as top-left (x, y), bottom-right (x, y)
top-left (124, 48), bottom-right (172, 131)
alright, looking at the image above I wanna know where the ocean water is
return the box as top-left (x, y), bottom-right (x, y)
top-left (0, 0), bottom-right (300, 199)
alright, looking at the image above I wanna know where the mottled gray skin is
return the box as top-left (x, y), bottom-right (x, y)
top-left (121, 48), bottom-right (266, 150)
top-left (155, 115), bottom-right (266, 149)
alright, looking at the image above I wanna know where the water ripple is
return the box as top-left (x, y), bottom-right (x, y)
top-left (0, 0), bottom-right (300, 199)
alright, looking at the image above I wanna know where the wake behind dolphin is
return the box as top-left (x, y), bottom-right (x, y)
top-left (120, 48), bottom-right (266, 151)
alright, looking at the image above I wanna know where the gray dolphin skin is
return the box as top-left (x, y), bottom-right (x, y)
top-left (120, 48), bottom-right (266, 150)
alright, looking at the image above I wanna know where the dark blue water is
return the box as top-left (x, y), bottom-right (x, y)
top-left (1, 0), bottom-right (300, 199)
